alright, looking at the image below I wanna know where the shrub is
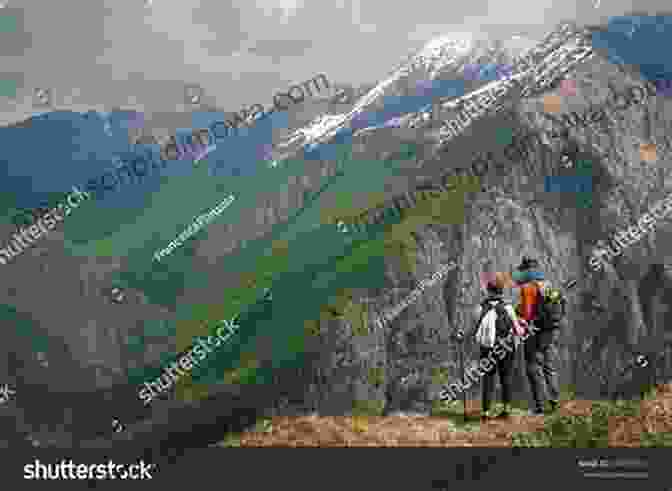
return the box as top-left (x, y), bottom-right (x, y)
top-left (352, 399), bottom-right (385, 416)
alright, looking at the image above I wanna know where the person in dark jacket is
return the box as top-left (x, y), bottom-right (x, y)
top-left (472, 274), bottom-right (521, 420)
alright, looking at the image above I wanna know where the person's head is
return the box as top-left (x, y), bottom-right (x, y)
top-left (514, 256), bottom-right (545, 284)
top-left (517, 256), bottom-right (540, 272)
top-left (485, 272), bottom-right (506, 296)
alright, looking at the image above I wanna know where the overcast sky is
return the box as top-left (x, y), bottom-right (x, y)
top-left (0, 0), bottom-right (665, 126)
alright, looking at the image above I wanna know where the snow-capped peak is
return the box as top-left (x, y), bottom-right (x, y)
top-left (276, 22), bottom-right (593, 159)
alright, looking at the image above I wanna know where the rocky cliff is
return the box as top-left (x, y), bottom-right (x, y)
top-left (249, 19), bottom-right (672, 419)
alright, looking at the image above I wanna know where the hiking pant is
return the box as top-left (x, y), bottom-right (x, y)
top-left (524, 326), bottom-right (560, 411)
top-left (480, 344), bottom-right (515, 413)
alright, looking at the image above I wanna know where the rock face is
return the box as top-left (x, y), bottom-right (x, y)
top-left (255, 19), bottom-right (672, 418)
top-left (1, 17), bottom-right (671, 449)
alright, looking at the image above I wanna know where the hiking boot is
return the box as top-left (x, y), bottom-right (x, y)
top-left (529, 408), bottom-right (544, 416)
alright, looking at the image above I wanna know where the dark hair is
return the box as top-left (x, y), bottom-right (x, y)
top-left (518, 256), bottom-right (539, 271)
top-left (486, 284), bottom-right (503, 295)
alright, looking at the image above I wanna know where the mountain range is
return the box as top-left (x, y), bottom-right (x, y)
top-left (1, 13), bottom-right (672, 449)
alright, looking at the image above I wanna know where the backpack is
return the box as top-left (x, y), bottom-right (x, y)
top-left (532, 281), bottom-right (567, 327)
top-left (475, 298), bottom-right (515, 342)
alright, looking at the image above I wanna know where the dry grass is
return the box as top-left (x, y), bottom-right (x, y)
top-left (608, 383), bottom-right (672, 447)
top-left (240, 415), bottom-right (512, 447)
top-left (222, 384), bottom-right (672, 447)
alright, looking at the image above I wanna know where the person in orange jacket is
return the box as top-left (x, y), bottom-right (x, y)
top-left (513, 257), bottom-right (560, 415)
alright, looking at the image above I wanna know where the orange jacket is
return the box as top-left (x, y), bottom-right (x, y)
top-left (518, 282), bottom-right (542, 322)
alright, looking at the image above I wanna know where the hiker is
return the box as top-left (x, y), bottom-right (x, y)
top-left (465, 273), bottom-right (525, 420)
top-left (514, 256), bottom-right (565, 415)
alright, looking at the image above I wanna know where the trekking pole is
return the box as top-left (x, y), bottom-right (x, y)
top-left (460, 341), bottom-right (467, 422)
top-left (454, 328), bottom-right (467, 422)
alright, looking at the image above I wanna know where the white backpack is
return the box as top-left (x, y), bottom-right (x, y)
top-left (474, 299), bottom-right (516, 348)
